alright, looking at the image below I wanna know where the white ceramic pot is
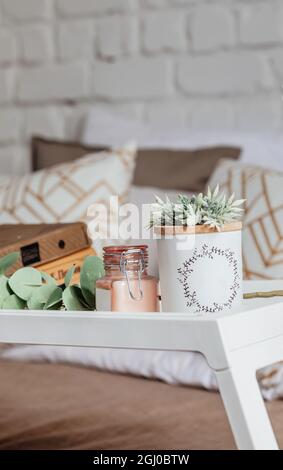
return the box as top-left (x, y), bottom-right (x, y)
top-left (156, 222), bottom-right (243, 315)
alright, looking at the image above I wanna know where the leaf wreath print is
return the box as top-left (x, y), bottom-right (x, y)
top-left (177, 244), bottom-right (240, 314)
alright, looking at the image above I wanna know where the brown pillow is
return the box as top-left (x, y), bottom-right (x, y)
top-left (31, 136), bottom-right (241, 192)
top-left (32, 136), bottom-right (107, 171)
top-left (133, 147), bottom-right (241, 192)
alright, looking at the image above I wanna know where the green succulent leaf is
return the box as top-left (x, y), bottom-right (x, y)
top-left (0, 252), bottom-right (20, 275)
top-left (44, 287), bottom-right (63, 310)
top-left (27, 284), bottom-right (58, 310)
top-left (0, 276), bottom-right (12, 307)
top-left (80, 256), bottom-right (105, 309)
top-left (8, 267), bottom-right (42, 301)
top-left (150, 186), bottom-right (245, 230)
top-left (2, 294), bottom-right (26, 310)
top-left (63, 285), bottom-right (88, 311)
top-left (41, 271), bottom-right (57, 286)
top-left (64, 265), bottom-right (76, 287)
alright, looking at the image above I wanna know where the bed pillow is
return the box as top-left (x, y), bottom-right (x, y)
top-left (32, 136), bottom-right (107, 171)
top-left (133, 147), bottom-right (240, 192)
top-left (0, 144), bottom-right (137, 253)
top-left (208, 159), bottom-right (283, 280)
top-left (32, 136), bottom-right (241, 193)
top-left (83, 108), bottom-right (283, 172)
top-left (2, 324), bottom-right (281, 401)
top-left (1, 346), bottom-right (218, 394)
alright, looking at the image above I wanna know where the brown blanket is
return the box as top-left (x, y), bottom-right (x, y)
top-left (0, 359), bottom-right (282, 450)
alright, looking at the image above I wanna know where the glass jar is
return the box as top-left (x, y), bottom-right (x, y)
top-left (96, 245), bottom-right (159, 312)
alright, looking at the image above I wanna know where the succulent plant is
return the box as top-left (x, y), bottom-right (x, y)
top-left (0, 252), bottom-right (105, 311)
top-left (150, 186), bottom-right (245, 231)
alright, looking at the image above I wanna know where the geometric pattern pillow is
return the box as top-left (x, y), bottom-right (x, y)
top-left (0, 143), bottom-right (137, 252)
top-left (209, 159), bottom-right (283, 280)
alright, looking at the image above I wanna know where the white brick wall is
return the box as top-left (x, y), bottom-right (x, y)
top-left (18, 63), bottom-right (89, 102)
top-left (0, 0), bottom-right (282, 174)
top-left (0, 108), bottom-right (22, 143)
top-left (97, 16), bottom-right (138, 59)
top-left (177, 52), bottom-right (274, 95)
top-left (24, 106), bottom-right (65, 139)
top-left (3, 0), bottom-right (52, 21)
top-left (190, 5), bottom-right (236, 51)
top-left (271, 51), bottom-right (283, 81)
top-left (143, 10), bottom-right (186, 53)
top-left (0, 69), bottom-right (15, 103)
top-left (0, 29), bottom-right (17, 64)
top-left (57, 0), bottom-right (137, 16)
top-left (239, 3), bottom-right (283, 45)
top-left (19, 25), bottom-right (54, 63)
top-left (58, 21), bottom-right (94, 60)
top-left (92, 58), bottom-right (172, 99)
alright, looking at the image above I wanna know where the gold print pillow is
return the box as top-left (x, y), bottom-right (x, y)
top-left (209, 159), bottom-right (283, 280)
top-left (0, 143), bottom-right (137, 236)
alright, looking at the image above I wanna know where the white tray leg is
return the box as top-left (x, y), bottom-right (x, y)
top-left (216, 366), bottom-right (278, 450)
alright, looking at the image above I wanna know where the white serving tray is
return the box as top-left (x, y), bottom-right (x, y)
top-left (0, 280), bottom-right (283, 450)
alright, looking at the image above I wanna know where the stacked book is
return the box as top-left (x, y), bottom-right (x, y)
top-left (0, 223), bottom-right (95, 285)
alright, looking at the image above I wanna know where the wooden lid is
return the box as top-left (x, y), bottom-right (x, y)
top-left (154, 222), bottom-right (242, 236)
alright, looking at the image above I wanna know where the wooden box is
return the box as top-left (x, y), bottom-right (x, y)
top-left (0, 223), bottom-right (91, 274)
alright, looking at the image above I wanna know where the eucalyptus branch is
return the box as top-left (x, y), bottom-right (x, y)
top-left (244, 290), bottom-right (283, 299)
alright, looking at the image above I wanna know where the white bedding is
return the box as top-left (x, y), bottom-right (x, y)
top-left (1, 345), bottom-right (282, 401)
top-left (82, 108), bottom-right (283, 172)
top-left (0, 347), bottom-right (218, 391)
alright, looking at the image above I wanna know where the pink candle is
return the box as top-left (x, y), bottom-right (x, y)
top-left (96, 245), bottom-right (159, 312)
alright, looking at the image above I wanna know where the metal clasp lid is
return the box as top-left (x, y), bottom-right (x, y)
top-left (120, 248), bottom-right (145, 301)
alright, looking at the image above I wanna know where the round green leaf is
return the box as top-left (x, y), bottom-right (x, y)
top-left (0, 252), bottom-right (20, 275)
top-left (44, 287), bottom-right (63, 310)
top-left (2, 294), bottom-right (26, 310)
top-left (80, 256), bottom-right (104, 309)
top-left (41, 271), bottom-right (57, 286)
top-left (64, 265), bottom-right (76, 287)
top-left (63, 286), bottom-right (88, 311)
top-left (27, 284), bottom-right (58, 310)
top-left (0, 276), bottom-right (12, 307)
top-left (9, 267), bottom-right (42, 301)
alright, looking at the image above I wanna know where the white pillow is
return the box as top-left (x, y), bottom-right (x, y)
top-left (82, 108), bottom-right (283, 172)
top-left (1, 346), bottom-right (218, 392)
top-left (1, 343), bottom-right (281, 401)
top-left (129, 185), bottom-right (192, 207)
